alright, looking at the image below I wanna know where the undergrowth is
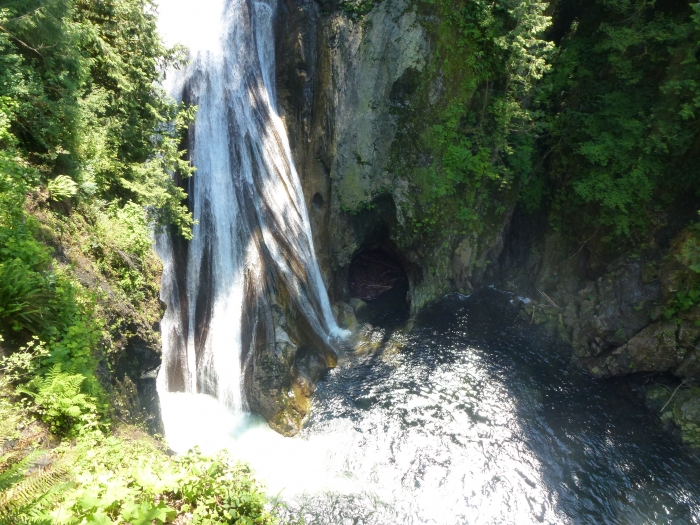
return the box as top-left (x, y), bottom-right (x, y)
top-left (0, 392), bottom-right (274, 525)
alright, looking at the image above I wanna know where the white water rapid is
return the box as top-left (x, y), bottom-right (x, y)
top-left (156, 0), bottom-right (341, 415)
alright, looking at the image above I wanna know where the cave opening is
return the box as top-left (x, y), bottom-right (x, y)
top-left (348, 248), bottom-right (410, 326)
top-left (312, 192), bottom-right (324, 210)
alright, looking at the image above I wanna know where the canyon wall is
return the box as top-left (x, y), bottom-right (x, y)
top-left (275, 0), bottom-right (513, 314)
top-left (274, 0), bottom-right (700, 443)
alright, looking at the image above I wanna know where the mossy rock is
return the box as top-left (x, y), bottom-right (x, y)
top-left (645, 384), bottom-right (700, 448)
top-left (268, 380), bottom-right (313, 436)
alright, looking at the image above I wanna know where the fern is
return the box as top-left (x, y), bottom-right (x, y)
top-left (17, 364), bottom-right (97, 435)
top-left (0, 451), bottom-right (41, 493)
top-left (0, 452), bottom-right (72, 525)
top-left (0, 260), bottom-right (54, 335)
top-left (47, 175), bottom-right (78, 202)
top-left (0, 513), bottom-right (52, 525)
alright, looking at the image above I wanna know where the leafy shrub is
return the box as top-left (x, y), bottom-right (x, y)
top-left (0, 0), bottom-right (195, 237)
top-left (664, 223), bottom-right (700, 318)
top-left (2, 336), bottom-right (99, 437)
top-left (390, 0), bottom-right (553, 239)
top-left (39, 437), bottom-right (274, 525)
top-left (0, 260), bottom-right (54, 335)
top-left (680, 232), bottom-right (700, 275)
top-left (0, 150), bottom-right (55, 339)
top-left (91, 201), bottom-right (160, 304)
top-left (0, 337), bottom-right (48, 387)
top-left (339, 0), bottom-right (376, 19)
top-left (175, 449), bottom-right (272, 524)
top-left (537, 0), bottom-right (700, 242)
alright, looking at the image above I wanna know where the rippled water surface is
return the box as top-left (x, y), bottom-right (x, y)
top-left (161, 289), bottom-right (700, 524)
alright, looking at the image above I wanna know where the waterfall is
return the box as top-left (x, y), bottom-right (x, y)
top-left (156, 0), bottom-right (341, 415)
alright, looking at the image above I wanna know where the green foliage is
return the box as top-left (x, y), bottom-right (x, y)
top-left (0, 260), bottom-right (54, 334)
top-left (0, 0), bottom-right (196, 442)
top-left (174, 449), bottom-right (271, 524)
top-left (679, 230), bottom-right (700, 274)
top-left (1, 377), bottom-right (274, 524)
top-left (0, 452), bottom-right (71, 525)
top-left (339, 0), bottom-right (377, 19)
top-left (0, 0), bottom-right (194, 237)
top-left (0, 451), bottom-right (43, 495)
top-left (90, 201), bottom-right (160, 304)
top-left (0, 1), bottom-right (276, 523)
top-left (0, 386), bottom-right (25, 448)
top-left (0, 146), bottom-right (55, 338)
top-left (0, 393), bottom-right (275, 525)
top-left (0, 337), bottom-right (48, 387)
top-left (1, 332), bottom-right (101, 436)
top-left (47, 176), bottom-right (78, 202)
top-left (537, 0), bottom-right (700, 241)
top-left (664, 222), bottom-right (700, 318)
top-left (41, 437), bottom-right (274, 525)
top-left (390, 0), bottom-right (699, 257)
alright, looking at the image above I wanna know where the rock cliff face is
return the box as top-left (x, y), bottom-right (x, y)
top-left (499, 218), bottom-right (700, 381)
top-left (275, 0), bottom-right (512, 314)
top-left (499, 213), bottom-right (700, 444)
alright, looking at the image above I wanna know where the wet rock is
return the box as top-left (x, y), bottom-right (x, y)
top-left (504, 224), bottom-right (700, 386)
top-left (582, 321), bottom-right (681, 377)
top-left (676, 310), bottom-right (700, 377)
top-left (502, 217), bottom-right (700, 446)
top-left (333, 301), bottom-right (358, 330)
top-left (113, 336), bottom-right (164, 434)
top-left (248, 302), bottom-right (337, 436)
top-left (570, 261), bottom-right (662, 361)
top-left (277, 0), bottom-right (516, 314)
top-left (269, 379), bottom-right (313, 437)
top-left (349, 297), bottom-right (367, 312)
top-left (353, 323), bottom-right (385, 354)
top-left (645, 383), bottom-right (700, 448)
top-left (381, 330), bottom-right (407, 358)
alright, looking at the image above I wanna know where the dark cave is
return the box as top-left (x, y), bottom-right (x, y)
top-left (348, 249), bottom-right (408, 303)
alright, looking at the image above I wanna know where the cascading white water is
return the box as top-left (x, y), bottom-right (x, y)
top-left (156, 0), bottom-right (341, 414)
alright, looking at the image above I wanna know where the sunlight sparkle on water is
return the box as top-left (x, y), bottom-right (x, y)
top-left (158, 346), bottom-right (555, 525)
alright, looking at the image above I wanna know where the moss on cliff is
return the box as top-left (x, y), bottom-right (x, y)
top-left (388, 0), bottom-right (550, 246)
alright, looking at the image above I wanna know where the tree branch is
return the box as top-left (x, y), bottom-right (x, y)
top-left (0, 24), bottom-right (42, 57)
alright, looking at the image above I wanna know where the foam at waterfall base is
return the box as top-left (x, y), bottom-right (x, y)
top-left (158, 392), bottom-right (356, 497)
top-left (159, 392), bottom-right (461, 523)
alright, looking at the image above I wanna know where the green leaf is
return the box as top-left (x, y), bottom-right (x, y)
top-left (87, 510), bottom-right (115, 525)
top-left (121, 500), bottom-right (175, 525)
